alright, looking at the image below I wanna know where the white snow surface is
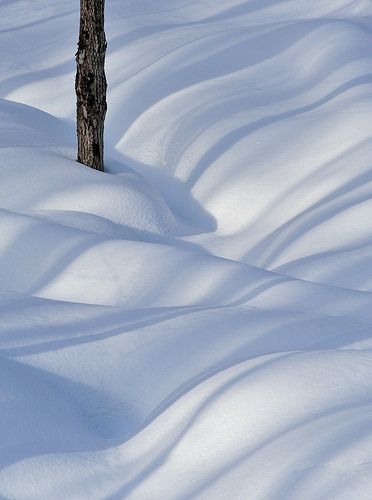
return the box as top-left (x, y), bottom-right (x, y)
top-left (1, 0), bottom-right (372, 498)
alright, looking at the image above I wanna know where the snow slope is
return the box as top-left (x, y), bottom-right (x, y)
top-left (1, 0), bottom-right (372, 498)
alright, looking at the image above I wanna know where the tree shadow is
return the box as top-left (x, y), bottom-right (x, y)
top-left (246, 149), bottom-right (372, 268)
top-left (106, 20), bottom-right (325, 148)
top-left (0, 60), bottom-right (75, 99)
top-left (0, 8), bottom-right (76, 36)
top-left (186, 401), bottom-right (372, 499)
top-left (105, 351), bottom-right (296, 499)
top-left (187, 74), bottom-right (372, 187)
top-left (1, 271), bottom-right (372, 492)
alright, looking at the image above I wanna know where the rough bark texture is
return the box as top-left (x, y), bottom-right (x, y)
top-left (75, 0), bottom-right (107, 171)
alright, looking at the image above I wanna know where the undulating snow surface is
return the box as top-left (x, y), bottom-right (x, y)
top-left (1, 1), bottom-right (372, 498)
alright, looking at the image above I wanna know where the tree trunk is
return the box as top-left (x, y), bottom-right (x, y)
top-left (75, 0), bottom-right (107, 171)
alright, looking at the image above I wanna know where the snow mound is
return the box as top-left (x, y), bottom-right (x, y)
top-left (0, 99), bottom-right (176, 234)
top-left (1, 0), bottom-right (372, 498)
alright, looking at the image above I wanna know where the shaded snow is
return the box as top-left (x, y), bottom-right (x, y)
top-left (1, 0), bottom-right (372, 498)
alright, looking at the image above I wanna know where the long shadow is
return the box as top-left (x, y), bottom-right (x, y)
top-left (132, 308), bottom-right (372, 446)
top-left (106, 351), bottom-right (297, 499)
top-left (200, 0), bottom-right (287, 23)
top-left (242, 137), bottom-right (370, 247)
top-left (247, 157), bottom-right (372, 268)
top-left (0, 213), bottom-right (99, 297)
top-left (3, 274), bottom-right (366, 424)
top-left (0, 60), bottom-right (75, 98)
top-left (187, 73), bottom-right (372, 186)
top-left (186, 400), bottom-right (372, 499)
top-left (228, 276), bottom-right (293, 306)
top-left (0, 5), bottom-right (283, 99)
top-left (270, 406), bottom-right (372, 499)
top-left (105, 24), bottom-right (336, 232)
top-left (106, 0), bottom-right (306, 26)
top-left (0, 216), bottom-right (192, 307)
top-left (15, 205), bottom-right (212, 253)
top-left (0, 304), bottom-right (222, 358)
top-left (272, 238), bottom-right (372, 288)
top-left (2, 7), bottom-right (372, 493)
top-left (0, 8), bottom-right (76, 35)
top-left (0, 295), bottom-right (304, 472)
top-left (1, 277), bottom-right (371, 486)
top-left (108, 346), bottom-right (372, 498)
top-left (106, 16), bottom-right (286, 56)
top-left (0, 199), bottom-right (212, 313)
top-left (107, 20), bottom-right (324, 147)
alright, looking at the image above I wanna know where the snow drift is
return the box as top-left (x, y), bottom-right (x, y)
top-left (1, 0), bottom-right (372, 498)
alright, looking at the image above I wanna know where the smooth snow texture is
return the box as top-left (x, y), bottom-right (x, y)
top-left (1, 0), bottom-right (372, 498)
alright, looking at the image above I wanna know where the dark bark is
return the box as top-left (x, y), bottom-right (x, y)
top-left (75, 0), bottom-right (107, 171)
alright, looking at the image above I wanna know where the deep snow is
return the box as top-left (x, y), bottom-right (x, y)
top-left (1, 0), bottom-right (372, 498)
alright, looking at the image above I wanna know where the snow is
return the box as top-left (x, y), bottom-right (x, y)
top-left (1, 0), bottom-right (372, 498)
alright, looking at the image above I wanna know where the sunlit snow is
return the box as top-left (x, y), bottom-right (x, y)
top-left (1, 1), bottom-right (372, 498)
